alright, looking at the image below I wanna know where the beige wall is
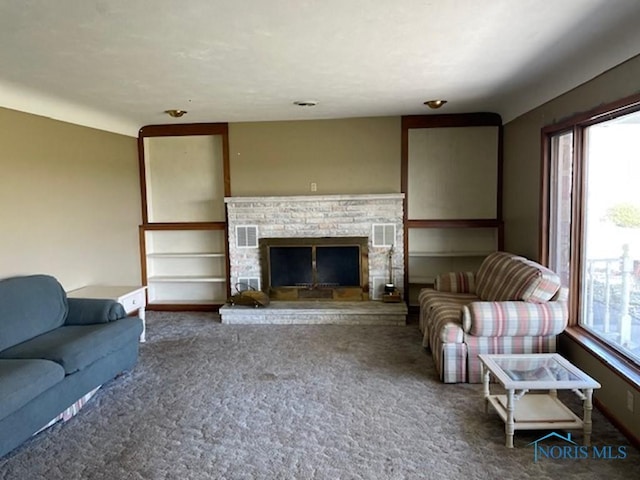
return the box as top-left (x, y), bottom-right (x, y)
top-left (407, 126), bottom-right (498, 219)
top-left (503, 54), bottom-right (640, 443)
top-left (228, 117), bottom-right (401, 196)
top-left (0, 107), bottom-right (141, 291)
top-left (503, 54), bottom-right (640, 259)
top-left (560, 336), bottom-right (640, 443)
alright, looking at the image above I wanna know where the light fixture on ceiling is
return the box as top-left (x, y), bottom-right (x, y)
top-left (293, 100), bottom-right (319, 107)
top-left (164, 109), bottom-right (188, 118)
top-left (424, 100), bottom-right (448, 109)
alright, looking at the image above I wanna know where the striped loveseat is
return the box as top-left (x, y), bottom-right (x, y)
top-left (418, 251), bottom-right (568, 383)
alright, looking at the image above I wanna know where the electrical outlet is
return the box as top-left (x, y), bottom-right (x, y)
top-left (310, 182), bottom-right (317, 192)
top-left (627, 391), bottom-right (634, 412)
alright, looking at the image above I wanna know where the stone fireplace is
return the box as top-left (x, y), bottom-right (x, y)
top-left (220, 193), bottom-right (407, 324)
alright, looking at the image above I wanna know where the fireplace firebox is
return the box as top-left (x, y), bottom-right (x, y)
top-left (260, 237), bottom-right (369, 300)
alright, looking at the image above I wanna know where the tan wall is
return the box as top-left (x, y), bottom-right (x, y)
top-left (560, 336), bottom-right (640, 443)
top-left (228, 117), bottom-right (401, 196)
top-left (503, 54), bottom-right (640, 259)
top-left (0, 107), bottom-right (141, 291)
top-left (503, 54), bottom-right (640, 443)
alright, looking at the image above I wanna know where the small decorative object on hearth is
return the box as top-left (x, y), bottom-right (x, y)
top-left (382, 246), bottom-right (402, 302)
top-left (387, 245), bottom-right (394, 286)
top-left (383, 287), bottom-right (402, 303)
top-left (228, 283), bottom-right (270, 308)
top-left (383, 288), bottom-right (402, 302)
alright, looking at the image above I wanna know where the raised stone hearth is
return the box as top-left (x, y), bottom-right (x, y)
top-left (219, 301), bottom-right (407, 325)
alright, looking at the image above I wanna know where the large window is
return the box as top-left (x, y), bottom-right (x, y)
top-left (543, 96), bottom-right (640, 369)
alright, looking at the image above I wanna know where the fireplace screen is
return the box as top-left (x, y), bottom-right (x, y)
top-left (260, 237), bottom-right (368, 300)
top-left (269, 246), bottom-right (313, 287)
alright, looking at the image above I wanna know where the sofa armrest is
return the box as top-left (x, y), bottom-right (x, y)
top-left (462, 300), bottom-right (568, 337)
top-left (435, 272), bottom-right (476, 294)
top-left (65, 298), bottom-right (126, 325)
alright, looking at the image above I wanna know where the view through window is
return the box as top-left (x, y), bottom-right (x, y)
top-left (545, 107), bottom-right (640, 365)
top-left (581, 111), bottom-right (640, 363)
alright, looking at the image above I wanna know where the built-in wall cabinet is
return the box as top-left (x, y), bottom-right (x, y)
top-left (138, 123), bottom-right (231, 310)
top-left (401, 114), bottom-right (504, 307)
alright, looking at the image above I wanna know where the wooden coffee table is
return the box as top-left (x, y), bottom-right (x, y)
top-left (478, 353), bottom-right (601, 448)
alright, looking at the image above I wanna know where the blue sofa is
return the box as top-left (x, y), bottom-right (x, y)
top-left (0, 274), bottom-right (143, 458)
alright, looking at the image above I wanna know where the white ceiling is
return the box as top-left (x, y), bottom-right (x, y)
top-left (1, 0), bottom-right (640, 137)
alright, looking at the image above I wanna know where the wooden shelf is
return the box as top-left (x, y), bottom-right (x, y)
top-left (147, 252), bottom-right (225, 258)
top-left (406, 219), bottom-right (502, 228)
top-left (409, 276), bottom-right (435, 284)
top-left (408, 251), bottom-right (492, 258)
top-left (140, 222), bottom-right (227, 230)
top-left (150, 299), bottom-right (227, 305)
top-left (147, 275), bottom-right (227, 283)
top-left (488, 394), bottom-right (582, 429)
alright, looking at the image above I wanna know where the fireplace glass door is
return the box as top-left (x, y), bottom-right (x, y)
top-left (261, 237), bottom-right (368, 300)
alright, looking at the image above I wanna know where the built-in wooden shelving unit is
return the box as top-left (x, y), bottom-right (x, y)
top-left (138, 123), bottom-right (231, 311)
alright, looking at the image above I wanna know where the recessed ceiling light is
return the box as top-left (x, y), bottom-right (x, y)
top-left (424, 100), bottom-right (448, 109)
top-left (293, 100), bottom-right (319, 107)
top-left (164, 109), bottom-right (187, 117)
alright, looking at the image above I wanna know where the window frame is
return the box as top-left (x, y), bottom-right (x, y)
top-left (540, 92), bottom-right (640, 389)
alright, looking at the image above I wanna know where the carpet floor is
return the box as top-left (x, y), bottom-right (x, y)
top-left (0, 311), bottom-right (638, 479)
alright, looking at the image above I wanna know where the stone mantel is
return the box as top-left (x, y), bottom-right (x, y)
top-left (224, 193), bottom-right (405, 204)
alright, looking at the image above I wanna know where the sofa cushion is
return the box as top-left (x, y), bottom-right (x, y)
top-left (0, 317), bottom-right (143, 374)
top-left (519, 259), bottom-right (562, 302)
top-left (418, 289), bottom-right (478, 329)
top-left (434, 271), bottom-right (476, 294)
top-left (475, 252), bottom-right (560, 302)
top-left (475, 252), bottom-right (529, 301)
top-left (418, 289), bottom-right (479, 347)
top-left (65, 298), bottom-right (126, 325)
top-left (428, 300), bottom-right (468, 346)
top-left (462, 301), bottom-right (568, 337)
top-left (0, 359), bottom-right (65, 421)
top-left (0, 275), bottom-right (68, 352)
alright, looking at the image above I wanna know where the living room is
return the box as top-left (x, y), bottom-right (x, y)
top-left (1, 1), bottom-right (640, 477)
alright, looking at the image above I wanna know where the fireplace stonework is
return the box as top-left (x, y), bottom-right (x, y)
top-left (224, 194), bottom-right (405, 301)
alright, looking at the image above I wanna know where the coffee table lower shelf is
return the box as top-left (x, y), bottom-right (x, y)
top-left (487, 394), bottom-right (583, 430)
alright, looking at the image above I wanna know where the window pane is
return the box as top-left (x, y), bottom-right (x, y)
top-left (580, 110), bottom-right (640, 363)
top-left (548, 132), bottom-right (573, 288)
